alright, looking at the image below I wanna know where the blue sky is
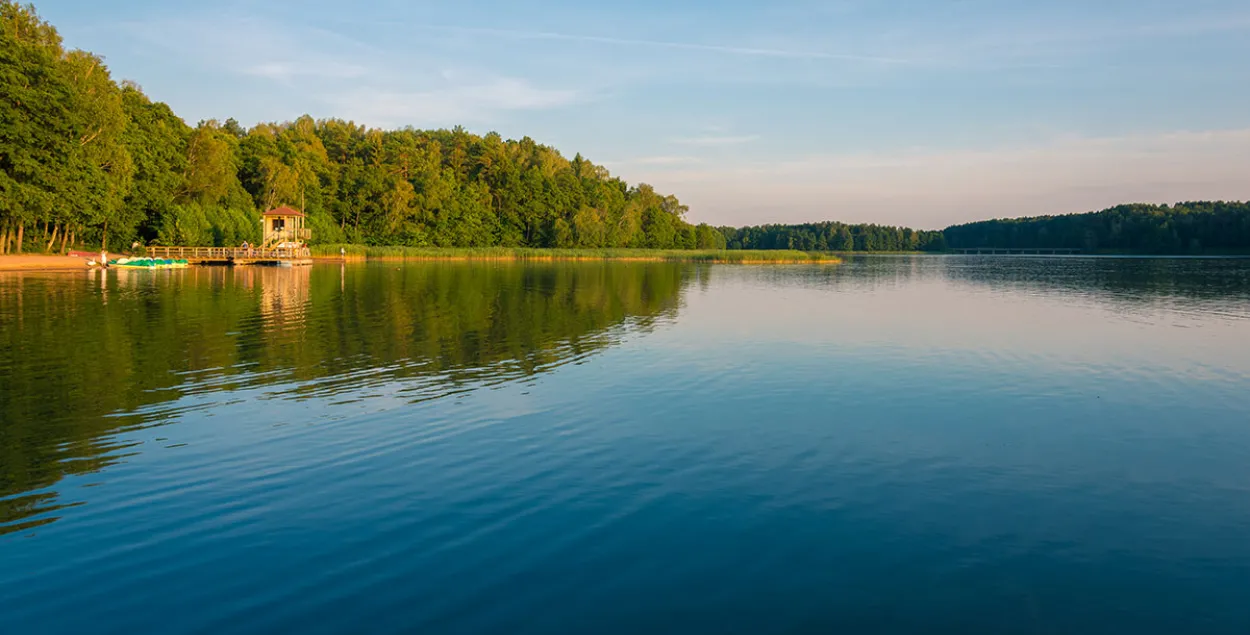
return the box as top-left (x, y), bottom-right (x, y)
top-left (35, 0), bottom-right (1250, 228)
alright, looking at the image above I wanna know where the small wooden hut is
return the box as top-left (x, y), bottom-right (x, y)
top-left (262, 207), bottom-right (310, 248)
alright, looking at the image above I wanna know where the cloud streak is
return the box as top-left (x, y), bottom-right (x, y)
top-left (326, 78), bottom-right (580, 127)
top-left (119, 15), bottom-right (582, 126)
top-left (389, 23), bottom-right (916, 65)
top-left (123, 17), bottom-right (381, 78)
top-left (672, 134), bottom-right (760, 147)
top-left (243, 61), bottom-right (370, 81)
top-left (610, 156), bottom-right (705, 167)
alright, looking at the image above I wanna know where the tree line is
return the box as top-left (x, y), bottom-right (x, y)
top-left (0, 2), bottom-right (722, 254)
top-left (943, 202), bottom-right (1250, 254)
top-left (719, 222), bottom-right (948, 252)
top-left (722, 203), bottom-right (1250, 255)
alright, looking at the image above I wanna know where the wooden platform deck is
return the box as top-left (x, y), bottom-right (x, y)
top-left (147, 246), bottom-right (313, 266)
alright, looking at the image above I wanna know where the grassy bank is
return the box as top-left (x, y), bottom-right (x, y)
top-left (310, 245), bottom-right (841, 264)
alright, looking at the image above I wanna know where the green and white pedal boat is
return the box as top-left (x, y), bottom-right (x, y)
top-left (109, 257), bottom-right (190, 269)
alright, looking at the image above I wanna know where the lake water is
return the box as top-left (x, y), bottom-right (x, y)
top-left (2, 256), bottom-right (1250, 634)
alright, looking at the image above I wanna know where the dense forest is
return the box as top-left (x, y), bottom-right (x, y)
top-left (943, 202), bottom-right (1250, 254)
top-left (720, 222), bottom-right (948, 252)
top-left (0, 2), bottom-right (722, 254)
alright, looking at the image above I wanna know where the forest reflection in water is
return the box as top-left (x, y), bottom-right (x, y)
top-left (735, 255), bottom-right (1250, 319)
top-left (4, 256), bottom-right (1250, 635)
top-left (0, 261), bottom-right (696, 535)
top-left (3, 256), bottom-right (1247, 537)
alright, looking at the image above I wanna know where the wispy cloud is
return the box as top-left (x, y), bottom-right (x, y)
top-left (1010, 11), bottom-right (1250, 46)
top-left (361, 10), bottom-right (1250, 77)
top-left (120, 15), bottom-right (581, 126)
top-left (883, 9), bottom-right (1250, 68)
top-left (613, 156), bottom-right (705, 167)
top-left (326, 78), bottom-right (580, 127)
top-left (123, 17), bottom-right (381, 82)
top-left (672, 134), bottom-right (760, 147)
top-left (385, 23), bottom-right (915, 65)
top-left (243, 61), bottom-right (370, 81)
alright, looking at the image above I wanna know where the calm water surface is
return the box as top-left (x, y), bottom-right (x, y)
top-left (2, 256), bottom-right (1250, 634)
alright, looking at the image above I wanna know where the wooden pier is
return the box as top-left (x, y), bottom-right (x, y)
top-left (146, 246), bottom-right (313, 267)
top-left (952, 247), bottom-right (1083, 255)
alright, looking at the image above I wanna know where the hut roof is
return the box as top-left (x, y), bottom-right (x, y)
top-left (262, 207), bottom-right (305, 217)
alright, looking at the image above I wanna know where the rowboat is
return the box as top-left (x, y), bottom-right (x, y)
top-left (109, 257), bottom-right (190, 269)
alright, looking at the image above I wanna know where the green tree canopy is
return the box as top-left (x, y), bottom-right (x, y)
top-left (0, 2), bottom-right (698, 252)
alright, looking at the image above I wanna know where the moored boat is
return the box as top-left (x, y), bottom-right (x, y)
top-left (109, 257), bottom-right (190, 269)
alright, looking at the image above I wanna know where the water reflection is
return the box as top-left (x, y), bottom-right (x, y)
top-left (3, 257), bottom-right (1247, 537)
top-left (940, 256), bottom-right (1250, 313)
top-left (0, 262), bottom-right (695, 535)
top-left (4, 257), bottom-right (1250, 634)
top-left (742, 255), bottom-right (1250, 317)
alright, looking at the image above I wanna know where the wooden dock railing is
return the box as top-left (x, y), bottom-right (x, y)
top-left (147, 246), bottom-right (312, 260)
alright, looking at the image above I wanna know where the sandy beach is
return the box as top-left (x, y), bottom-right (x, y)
top-left (0, 255), bottom-right (91, 271)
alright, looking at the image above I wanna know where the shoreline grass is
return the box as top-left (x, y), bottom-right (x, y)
top-left (310, 245), bottom-right (841, 264)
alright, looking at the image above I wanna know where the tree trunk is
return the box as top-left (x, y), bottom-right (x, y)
top-left (46, 224), bottom-right (59, 252)
top-left (101, 220), bottom-right (108, 251)
top-left (1, 224), bottom-right (9, 255)
top-left (15, 223), bottom-right (23, 254)
top-left (61, 229), bottom-right (72, 254)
